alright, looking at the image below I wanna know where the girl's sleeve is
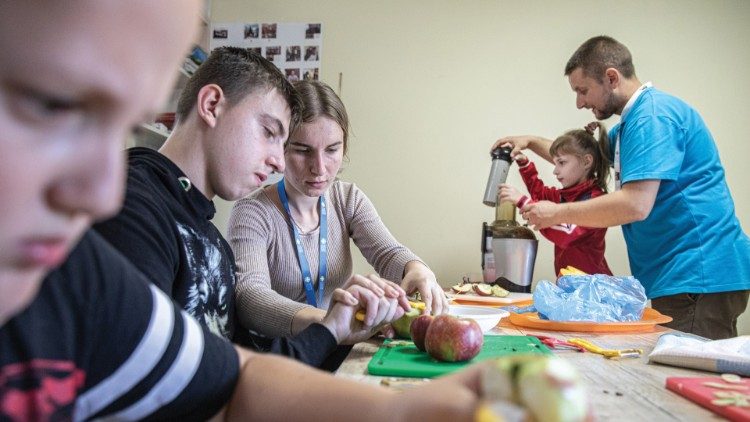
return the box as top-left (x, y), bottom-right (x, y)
top-left (518, 161), bottom-right (561, 203)
top-left (227, 198), bottom-right (309, 338)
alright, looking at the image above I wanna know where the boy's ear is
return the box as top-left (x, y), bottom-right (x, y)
top-left (195, 84), bottom-right (225, 128)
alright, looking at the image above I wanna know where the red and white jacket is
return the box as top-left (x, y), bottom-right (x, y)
top-left (515, 160), bottom-right (613, 276)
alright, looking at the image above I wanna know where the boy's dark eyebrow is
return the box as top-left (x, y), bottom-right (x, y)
top-left (261, 113), bottom-right (286, 138)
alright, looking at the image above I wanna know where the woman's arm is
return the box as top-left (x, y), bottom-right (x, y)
top-left (343, 183), bottom-right (446, 314)
top-left (228, 198), bottom-right (312, 337)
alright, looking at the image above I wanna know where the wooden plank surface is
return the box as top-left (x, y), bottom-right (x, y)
top-left (335, 320), bottom-right (721, 420)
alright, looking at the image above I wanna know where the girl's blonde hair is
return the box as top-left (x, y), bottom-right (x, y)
top-left (549, 122), bottom-right (611, 191)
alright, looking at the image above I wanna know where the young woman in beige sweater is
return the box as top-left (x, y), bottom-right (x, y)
top-left (228, 80), bottom-right (447, 338)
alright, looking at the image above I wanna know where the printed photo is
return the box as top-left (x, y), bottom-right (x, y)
top-left (286, 46), bottom-right (301, 62)
top-left (303, 68), bottom-right (319, 81)
top-left (286, 68), bottom-right (301, 82)
top-left (304, 46), bottom-right (319, 61)
top-left (265, 46), bottom-right (281, 61)
top-left (244, 24), bottom-right (259, 39)
top-left (213, 28), bottom-right (228, 39)
top-left (305, 23), bottom-right (321, 39)
top-left (262, 23), bottom-right (277, 39)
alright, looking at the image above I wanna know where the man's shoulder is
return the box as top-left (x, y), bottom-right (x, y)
top-left (634, 88), bottom-right (693, 117)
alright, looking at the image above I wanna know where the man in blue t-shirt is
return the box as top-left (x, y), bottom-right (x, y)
top-left (494, 36), bottom-right (750, 339)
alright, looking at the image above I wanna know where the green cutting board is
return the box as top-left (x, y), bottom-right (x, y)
top-left (367, 335), bottom-right (551, 378)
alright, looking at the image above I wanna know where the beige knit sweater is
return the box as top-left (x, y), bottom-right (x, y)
top-left (227, 180), bottom-right (421, 337)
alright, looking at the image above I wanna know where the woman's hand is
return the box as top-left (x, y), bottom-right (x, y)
top-left (401, 261), bottom-right (448, 315)
top-left (321, 280), bottom-right (406, 345)
top-left (343, 273), bottom-right (410, 311)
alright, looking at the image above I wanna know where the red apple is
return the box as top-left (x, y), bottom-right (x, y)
top-left (425, 314), bottom-right (484, 362)
top-left (410, 314), bottom-right (434, 351)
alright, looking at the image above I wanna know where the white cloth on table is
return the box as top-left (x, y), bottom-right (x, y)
top-left (648, 333), bottom-right (750, 376)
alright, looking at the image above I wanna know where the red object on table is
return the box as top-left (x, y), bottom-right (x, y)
top-left (530, 335), bottom-right (586, 352)
top-left (666, 376), bottom-right (750, 422)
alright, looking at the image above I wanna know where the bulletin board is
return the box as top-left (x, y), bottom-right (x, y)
top-left (210, 22), bottom-right (322, 81)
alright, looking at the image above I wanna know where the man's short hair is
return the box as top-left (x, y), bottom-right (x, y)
top-left (176, 47), bottom-right (301, 130)
top-left (564, 36), bottom-right (636, 81)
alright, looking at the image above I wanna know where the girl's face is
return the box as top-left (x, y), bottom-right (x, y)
top-left (283, 116), bottom-right (344, 198)
top-left (552, 153), bottom-right (593, 188)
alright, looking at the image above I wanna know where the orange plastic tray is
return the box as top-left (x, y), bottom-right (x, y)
top-left (508, 307), bottom-right (673, 333)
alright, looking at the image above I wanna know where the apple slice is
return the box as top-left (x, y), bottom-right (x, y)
top-left (491, 285), bottom-right (510, 298)
top-left (451, 284), bottom-right (472, 294)
top-left (473, 283), bottom-right (493, 296)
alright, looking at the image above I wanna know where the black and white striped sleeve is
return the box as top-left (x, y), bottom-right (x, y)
top-left (70, 233), bottom-right (239, 421)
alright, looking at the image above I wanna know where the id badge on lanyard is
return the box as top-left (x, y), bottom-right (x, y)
top-left (277, 179), bottom-right (328, 308)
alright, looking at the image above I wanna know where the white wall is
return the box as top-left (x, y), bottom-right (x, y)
top-left (211, 0), bottom-right (750, 333)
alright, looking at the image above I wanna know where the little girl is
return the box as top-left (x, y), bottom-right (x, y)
top-left (500, 122), bottom-right (613, 276)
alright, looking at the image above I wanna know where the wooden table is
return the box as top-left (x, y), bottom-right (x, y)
top-left (336, 320), bottom-right (719, 421)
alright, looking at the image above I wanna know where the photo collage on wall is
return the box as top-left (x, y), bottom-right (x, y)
top-left (210, 22), bottom-right (322, 82)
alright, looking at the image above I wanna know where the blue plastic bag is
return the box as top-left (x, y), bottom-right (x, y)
top-left (533, 274), bottom-right (647, 322)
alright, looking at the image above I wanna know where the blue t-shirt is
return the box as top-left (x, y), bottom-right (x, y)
top-left (608, 87), bottom-right (750, 298)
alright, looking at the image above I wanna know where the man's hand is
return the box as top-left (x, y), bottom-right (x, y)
top-left (491, 135), bottom-right (553, 163)
top-left (491, 136), bottom-right (534, 159)
top-left (520, 200), bottom-right (561, 230)
top-left (499, 183), bottom-right (524, 205)
top-left (320, 275), bottom-right (408, 345)
top-left (402, 261), bottom-right (448, 316)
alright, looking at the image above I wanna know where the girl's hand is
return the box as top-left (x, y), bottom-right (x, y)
top-left (401, 262), bottom-right (448, 316)
top-left (499, 183), bottom-right (523, 205)
top-left (514, 152), bottom-right (529, 165)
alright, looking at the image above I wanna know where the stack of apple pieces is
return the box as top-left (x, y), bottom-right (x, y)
top-left (451, 282), bottom-right (509, 298)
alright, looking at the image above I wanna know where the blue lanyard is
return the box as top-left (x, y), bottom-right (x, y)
top-left (277, 179), bottom-right (328, 308)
